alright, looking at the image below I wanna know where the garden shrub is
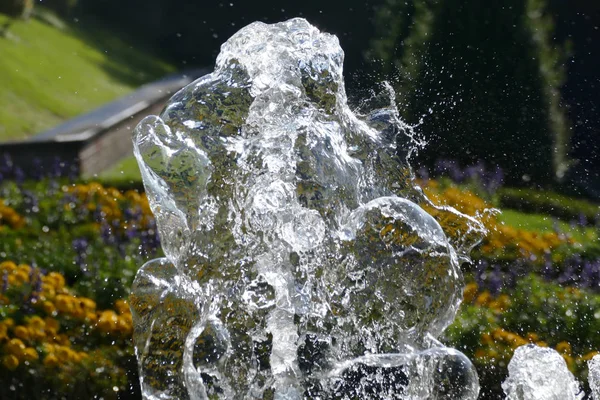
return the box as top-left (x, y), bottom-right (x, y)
top-left (498, 187), bottom-right (599, 225)
top-left (447, 276), bottom-right (600, 396)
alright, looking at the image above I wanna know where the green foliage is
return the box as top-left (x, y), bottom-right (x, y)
top-left (0, 180), bottom-right (161, 308)
top-left (496, 209), bottom-right (599, 255)
top-left (503, 276), bottom-right (600, 351)
top-left (94, 155), bottom-right (142, 185)
top-left (369, 0), bottom-right (571, 185)
top-left (40, 0), bottom-right (78, 16)
top-left (498, 186), bottom-right (600, 223)
top-left (525, 0), bottom-right (573, 181)
top-left (447, 275), bottom-right (600, 396)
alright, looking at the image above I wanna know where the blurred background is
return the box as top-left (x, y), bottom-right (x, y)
top-left (0, 1), bottom-right (600, 399)
top-left (0, 0), bottom-right (598, 194)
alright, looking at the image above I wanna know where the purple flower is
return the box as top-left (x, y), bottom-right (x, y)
top-left (14, 167), bottom-right (25, 184)
top-left (2, 271), bottom-right (8, 293)
top-left (72, 237), bottom-right (89, 273)
top-left (416, 167), bottom-right (430, 181)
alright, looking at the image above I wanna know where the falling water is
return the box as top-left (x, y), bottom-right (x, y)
top-left (130, 18), bottom-right (491, 399)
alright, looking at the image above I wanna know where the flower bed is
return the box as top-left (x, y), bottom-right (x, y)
top-left (0, 164), bottom-right (598, 397)
top-left (0, 177), bottom-right (160, 399)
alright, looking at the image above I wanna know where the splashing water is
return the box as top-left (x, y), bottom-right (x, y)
top-left (502, 345), bottom-right (584, 400)
top-left (130, 18), bottom-right (487, 399)
top-left (589, 355), bottom-right (600, 400)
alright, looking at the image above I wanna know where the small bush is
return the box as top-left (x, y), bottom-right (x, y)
top-left (447, 275), bottom-right (600, 396)
top-left (498, 187), bottom-right (600, 225)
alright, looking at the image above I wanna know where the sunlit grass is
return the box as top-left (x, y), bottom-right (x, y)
top-left (0, 11), bottom-right (174, 141)
top-left (498, 208), bottom-right (598, 246)
top-left (94, 155), bottom-right (142, 183)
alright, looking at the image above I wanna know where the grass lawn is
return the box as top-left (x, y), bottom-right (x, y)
top-left (95, 155), bottom-right (142, 183)
top-left (498, 208), bottom-right (599, 246)
top-left (0, 10), bottom-right (174, 141)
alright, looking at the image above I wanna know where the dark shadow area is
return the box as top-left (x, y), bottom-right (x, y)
top-left (71, 1), bottom-right (379, 91)
top-left (70, 20), bottom-right (174, 88)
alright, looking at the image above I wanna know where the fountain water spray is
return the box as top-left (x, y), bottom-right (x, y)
top-left (130, 18), bottom-right (489, 399)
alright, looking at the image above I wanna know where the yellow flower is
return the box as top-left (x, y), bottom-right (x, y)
top-left (43, 353), bottom-right (59, 368)
top-left (0, 203), bottom-right (25, 229)
top-left (16, 264), bottom-right (31, 275)
top-left (55, 334), bottom-right (70, 346)
top-left (10, 270), bottom-right (29, 286)
top-left (46, 273), bottom-right (66, 291)
top-left (80, 298), bottom-right (96, 312)
top-left (44, 318), bottom-right (60, 335)
top-left (55, 346), bottom-right (72, 363)
top-left (71, 304), bottom-right (86, 319)
top-left (42, 301), bottom-right (56, 315)
top-left (489, 295), bottom-right (510, 313)
top-left (116, 317), bottom-right (132, 335)
top-left (580, 351), bottom-right (599, 361)
top-left (55, 294), bottom-right (74, 314)
top-left (70, 351), bottom-right (83, 363)
top-left (27, 316), bottom-right (45, 331)
top-left (0, 261), bottom-right (17, 273)
top-left (97, 310), bottom-right (119, 333)
top-left (2, 354), bottom-right (19, 370)
top-left (526, 332), bottom-right (539, 342)
top-left (474, 348), bottom-right (487, 360)
top-left (556, 341), bottom-right (572, 355)
top-left (42, 343), bottom-right (55, 353)
top-left (480, 333), bottom-right (493, 346)
top-left (115, 299), bottom-right (130, 314)
top-left (562, 354), bottom-right (575, 372)
top-left (41, 283), bottom-right (56, 299)
top-left (125, 190), bottom-right (141, 203)
top-left (5, 338), bottom-right (26, 358)
top-left (13, 326), bottom-right (30, 341)
top-left (475, 291), bottom-right (492, 307)
top-left (85, 312), bottom-right (98, 323)
top-left (463, 283), bottom-right (478, 304)
top-left (22, 347), bottom-right (39, 362)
